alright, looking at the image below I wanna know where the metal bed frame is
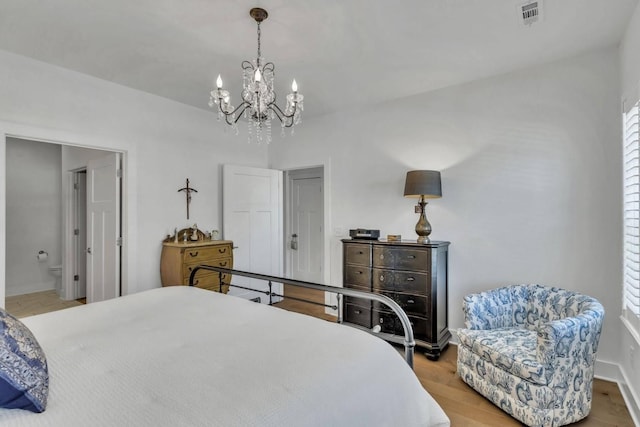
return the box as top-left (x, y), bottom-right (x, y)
top-left (189, 265), bottom-right (416, 368)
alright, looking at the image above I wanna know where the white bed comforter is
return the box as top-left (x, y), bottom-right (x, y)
top-left (0, 286), bottom-right (449, 426)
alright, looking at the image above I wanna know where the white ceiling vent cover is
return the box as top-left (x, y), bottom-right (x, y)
top-left (518, 0), bottom-right (544, 26)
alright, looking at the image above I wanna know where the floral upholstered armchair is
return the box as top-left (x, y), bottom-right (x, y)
top-left (456, 284), bottom-right (604, 427)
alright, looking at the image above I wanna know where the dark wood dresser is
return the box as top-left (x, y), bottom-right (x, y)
top-left (341, 239), bottom-right (450, 360)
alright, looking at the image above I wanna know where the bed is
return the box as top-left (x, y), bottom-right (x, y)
top-left (0, 285), bottom-right (449, 426)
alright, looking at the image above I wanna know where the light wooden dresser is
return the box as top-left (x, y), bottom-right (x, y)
top-left (342, 239), bottom-right (450, 360)
top-left (160, 240), bottom-right (233, 293)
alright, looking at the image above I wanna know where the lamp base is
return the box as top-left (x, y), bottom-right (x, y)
top-left (417, 235), bottom-right (430, 244)
top-left (415, 197), bottom-right (432, 244)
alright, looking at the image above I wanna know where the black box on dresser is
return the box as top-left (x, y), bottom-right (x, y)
top-left (341, 239), bottom-right (451, 360)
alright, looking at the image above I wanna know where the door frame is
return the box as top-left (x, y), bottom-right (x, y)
top-left (0, 121), bottom-right (131, 307)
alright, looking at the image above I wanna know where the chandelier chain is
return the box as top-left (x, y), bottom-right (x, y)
top-left (257, 22), bottom-right (261, 64)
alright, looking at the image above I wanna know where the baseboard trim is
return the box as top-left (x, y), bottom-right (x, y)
top-left (5, 283), bottom-right (56, 297)
top-left (594, 359), bottom-right (622, 382)
top-left (591, 360), bottom-right (639, 426)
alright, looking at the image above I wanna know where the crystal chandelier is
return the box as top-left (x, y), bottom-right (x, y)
top-left (209, 7), bottom-right (304, 144)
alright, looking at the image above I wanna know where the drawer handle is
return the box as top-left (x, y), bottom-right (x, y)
top-left (379, 275), bottom-right (384, 282)
top-left (358, 251), bottom-right (363, 255)
top-left (379, 254), bottom-right (384, 260)
top-left (406, 277), bottom-right (415, 282)
top-left (407, 299), bottom-right (415, 304)
top-left (219, 261), bottom-right (227, 267)
top-left (219, 248), bottom-right (227, 254)
top-left (193, 279), bottom-right (200, 285)
top-left (357, 271), bottom-right (363, 275)
top-left (354, 309), bottom-right (361, 315)
top-left (407, 255), bottom-right (416, 259)
top-left (189, 251), bottom-right (199, 257)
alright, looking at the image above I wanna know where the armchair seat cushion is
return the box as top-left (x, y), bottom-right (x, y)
top-left (457, 327), bottom-right (550, 386)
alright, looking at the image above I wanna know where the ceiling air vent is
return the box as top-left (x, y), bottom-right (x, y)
top-left (518, 0), bottom-right (543, 26)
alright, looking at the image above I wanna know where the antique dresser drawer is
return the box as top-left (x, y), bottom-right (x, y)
top-left (183, 245), bottom-right (232, 262)
top-left (344, 303), bottom-right (372, 328)
top-left (372, 309), bottom-right (429, 341)
top-left (344, 266), bottom-right (371, 289)
top-left (372, 268), bottom-right (428, 295)
top-left (374, 293), bottom-right (429, 318)
top-left (372, 246), bottom-right (430, 272)
top-left (184, 257), bottom-right (232, 274)
top-left (189, 271), bottom-right (230, 293)
top-left (344, 243), bottom-right (372, 266)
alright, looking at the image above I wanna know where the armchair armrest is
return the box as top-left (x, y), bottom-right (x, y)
top-left (536, 310), bottom-right (604, 366)
top-left (462, 287), bottom-right (518, 330)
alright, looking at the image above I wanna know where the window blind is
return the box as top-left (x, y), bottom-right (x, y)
top-left (623, 101), bottom-right (640, 330)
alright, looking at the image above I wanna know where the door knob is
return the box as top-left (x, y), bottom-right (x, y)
top-left (87, 247), bottom-right (92, 254)
top-left (290, 233), bottom-right (298, 250)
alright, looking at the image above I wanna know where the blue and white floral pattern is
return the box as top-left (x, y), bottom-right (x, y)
top-left (456, 284), bottom-right (604, 427)
top-left (0, 308), bottom-right (49, 413)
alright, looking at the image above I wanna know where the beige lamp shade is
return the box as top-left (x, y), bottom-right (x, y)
top-left (403, 170), bottom-right (442, 198)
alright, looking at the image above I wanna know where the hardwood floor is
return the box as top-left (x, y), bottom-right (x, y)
top-left (5, 290), bottom-right (84, 318)
top-left (275, 287), bottom-right (635, 427)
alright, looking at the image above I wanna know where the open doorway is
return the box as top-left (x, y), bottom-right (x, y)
top-left (4, 137), bottom-right (123, 317)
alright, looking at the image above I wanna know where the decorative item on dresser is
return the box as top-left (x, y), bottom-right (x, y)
top-left (342, 239), bottom-right (450, 360)
top-left (160, 228), bottom-right (233, 292)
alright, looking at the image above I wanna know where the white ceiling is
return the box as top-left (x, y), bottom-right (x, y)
top-left (0, 0), bottom-right (637, 118)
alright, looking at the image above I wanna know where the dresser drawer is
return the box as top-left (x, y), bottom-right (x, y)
top-left (344, 243), bottom-right (371, 266)
top-left (186, 270), bottom-right (230, 292)
top-left (372, 268), bottom-right (428, 295)
top-left (182, 245), bottom-right (232, 262)
top-left (343, 295), bottom-right (372, 309)
top-left (344, 266), bottom-right (371, 289)
top-left (372, 246), bottom-right (429, 272)
top-left (184, 257), bottom-right (232, 275)
top-left (344, 303), bottom-right (372, 328)
top-left (374, 293), bottom-right (429, 318)
top-left (183, 265), bottom-right (232, 283)
top-left (372, 309), bottom-right (429, 340)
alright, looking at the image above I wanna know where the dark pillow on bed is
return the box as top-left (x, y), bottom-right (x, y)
top-left (0, 308), bottom-right (49, 413)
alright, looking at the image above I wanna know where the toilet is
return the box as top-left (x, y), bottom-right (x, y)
top-left (49, 264), bottom-right (62, 293)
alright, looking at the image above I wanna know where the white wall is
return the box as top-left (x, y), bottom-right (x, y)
top-left (270, 47), bottom-right (623, 366)
top-left (5, 138), bottom-right (62, 296)
top-left (619, 1), bottom-right (640, 423)
top-left (0, 49), bottom-right (268, 304)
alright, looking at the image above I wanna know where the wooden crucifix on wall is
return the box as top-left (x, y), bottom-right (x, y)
top-left (178, 178), bottom-right (198, 219)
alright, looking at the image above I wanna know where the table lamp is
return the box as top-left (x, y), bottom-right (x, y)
top-left (403, 170), bottom-right (442, 243)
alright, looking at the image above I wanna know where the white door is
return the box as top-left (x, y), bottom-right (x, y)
top-left (87, 153), bottom-right (121, 303)
top-left (223, 164), bottom-right (282, 303)
top-left (288, 171), bottom-right (323, 283)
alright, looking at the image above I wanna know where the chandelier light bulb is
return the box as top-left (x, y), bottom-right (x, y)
top-left (291, 79), bottom-right (298, 93)
top-left (216, 75), bottom-right (223, 88)
top-left (254, 68), bottom-right (262, 82)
